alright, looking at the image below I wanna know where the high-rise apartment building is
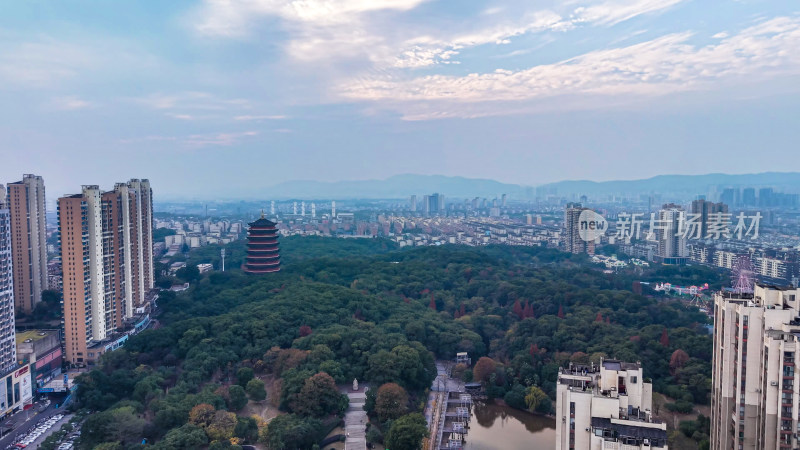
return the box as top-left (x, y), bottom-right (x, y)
top-left (556, 359), bottom-right (668, 449)
top-left (59, 180), bottom-right (154, 366)
top-left (563, 203), bottom-right (595, 255)
top-left (6, 174), bottom-right (47, 314)
top-left (0, 191), bottom-right (18, 373)
top-left (422, 193), bottom-right (444, 216)
top-left (711, 284), bottom-right (800, 450)
top-left (655, 204), bottom-right (687, 265)
top-left (691, 199), bottom-right (729, 239)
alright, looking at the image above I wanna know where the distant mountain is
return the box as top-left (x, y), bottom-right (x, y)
top-left (261, 174), bottom-right (527, 199)
top-left (538, 172), bottom-right (800, 197)
top-left (161, 172), bottom-right (800, 201)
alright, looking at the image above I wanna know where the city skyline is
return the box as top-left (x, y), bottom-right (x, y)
top-left (1, 1), bottom-right (799, 198)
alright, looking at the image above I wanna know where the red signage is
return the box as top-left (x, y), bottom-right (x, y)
top-left (15, 366), bottom-right (29, 378)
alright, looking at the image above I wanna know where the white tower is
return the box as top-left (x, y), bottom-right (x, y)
top-left (270, 200), bottom-right (275, 216)
top-left (221, 248), bottom-right (226, 272)
top-left (293, 202), bottom-right (297, 215)
top-left (301, 201), bottom-right (306, 216)
top-left (311, 202), bottom-right (316, 218)
top-left (331, 201), bottom-right (336, 219)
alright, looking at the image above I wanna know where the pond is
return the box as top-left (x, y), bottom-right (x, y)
top-left (463, 400), bottom-right (556, 449)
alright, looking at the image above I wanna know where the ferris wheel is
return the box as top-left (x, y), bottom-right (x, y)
top-left (732, 255), bottom-right (755, 294)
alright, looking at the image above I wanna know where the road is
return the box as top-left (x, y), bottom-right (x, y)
top-left (0, 403), bottom-right (62, 449)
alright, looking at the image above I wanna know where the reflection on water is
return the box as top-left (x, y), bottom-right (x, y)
top-left (464, 401), bottom-right (555, 449)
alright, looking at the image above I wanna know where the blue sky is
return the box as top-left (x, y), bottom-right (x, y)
top-left (0, 0), bottom-right (799, 199)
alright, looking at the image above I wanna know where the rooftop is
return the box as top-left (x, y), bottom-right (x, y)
top-left (16, 329), bottom-right (57, 345)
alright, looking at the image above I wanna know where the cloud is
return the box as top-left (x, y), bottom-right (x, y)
top-left (120, 131), bottom-right (260, 148)
top-left (132, 92), bottom-right (251, 111)
top-left (195, 0), bottom-right (428, 37)
top-left (0, 38), bottom-right (94, 87)
top-left (234, 114), bottom-right (288, 120)
top-left (47, 95), bottom-right (93, 111)
top-left (571, 0), bottom-right (686, 26)
top-left (337, 16), bottom-right (800, 119)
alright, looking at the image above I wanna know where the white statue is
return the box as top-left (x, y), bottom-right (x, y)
top-left (353, 378), bottom-right (359, 391)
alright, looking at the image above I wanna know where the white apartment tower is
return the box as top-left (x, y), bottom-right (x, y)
top-left (0, 190), bottom-right (18, 373)
top-left (655, 204), bottom-right (687, 265)
top-left (556, 359), bottom-right (668, 450)
top-left (711, 284), bottom-right (800, 450)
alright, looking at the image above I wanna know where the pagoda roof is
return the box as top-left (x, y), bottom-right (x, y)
top-left (248, 217), bottom-right (277, 227)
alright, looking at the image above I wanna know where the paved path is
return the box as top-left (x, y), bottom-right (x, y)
top-left (343, 388), bottom-right (368, 450)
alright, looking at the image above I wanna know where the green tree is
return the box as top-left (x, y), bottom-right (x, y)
top-left (246, 378), bottom-right (267, 401)
top-left (228, 384), bottom-right (248, 411)
top-left (293, 372), bottom-right (346, 417)
top-left (156, 424), bottom-right (209, 450)
top-left (385, 413), bottom-right (429, 450)
top-left (237, 367), bottom-right (255, 386)
top-left (234, 416), bottom-right (259, 443)
top-left (259, 414), bottom-right (322, 449)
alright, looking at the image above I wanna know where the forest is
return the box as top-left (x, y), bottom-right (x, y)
top-left (74, 236), bottom-right (714, 449)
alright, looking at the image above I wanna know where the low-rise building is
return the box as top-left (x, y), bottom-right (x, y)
top-left (15, 329), bottom-right (62, 391)
top-left (556, 359), bottom-right (668, 449)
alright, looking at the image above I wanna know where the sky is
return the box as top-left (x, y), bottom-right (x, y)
top-left (0, 0), bottom-right (799, 199)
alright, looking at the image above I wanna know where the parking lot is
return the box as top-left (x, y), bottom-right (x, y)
top-left (5, 412), bottom-right (68, 449)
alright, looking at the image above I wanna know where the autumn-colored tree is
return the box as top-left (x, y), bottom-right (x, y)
top-left (512, 299), bottom-right (523, 319)
top-left (189, 404), bottom-right (216, 428)
top-left (605, 316), bottom-right (611, 324)
top-left (298, 325), bottom-right (312, 337)
top-left (557, 304), bottom-right (565, 319)
top-left (660, 328), bottom-right (670, 346)
top-left (669, 349), bottom-right (690, 374)
top-left (459, 303), bottom-right (466, 317)
top-left (375, 383), bottom-right (409, 422)
top-left (595, 312), bottom-right (603, 322)
top-left (429, 294), bottom-right (436, 311)
top-left (524, 386), bottom-right (549, 412)
top-left (570, 352), bottom-right (589, 364)
top-left (524, 302), bottom-right (535, 319)
top-left (473, 357), bottom-right (496, 384)
top-left (264, 347), bottom-right (310, 377)
top-left (206, 410), bottom-right (237, 441)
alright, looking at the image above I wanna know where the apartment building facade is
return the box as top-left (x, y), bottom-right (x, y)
top-left (711, 284), bottom-right (800, 450)
top-left (0, 194), bottom-right (18, 373)
top-left (6, 174), bottom-right (47, 314)
top-left (556, 359), bottom-right (668, 450)
top-left (58, 180), bottom-right (154, 366)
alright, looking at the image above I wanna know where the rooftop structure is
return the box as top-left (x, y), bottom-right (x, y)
top-left (556, 358), bottom-right (667, 449)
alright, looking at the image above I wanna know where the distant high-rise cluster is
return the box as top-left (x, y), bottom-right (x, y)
top-left (691, 199), bottom-right (728, 239)
top-left (720, 186), bottom-right (798, 208)
top-left (58, 179), bottom-right (154, 365)
top-left (422, 193), bottom-right (444, 216)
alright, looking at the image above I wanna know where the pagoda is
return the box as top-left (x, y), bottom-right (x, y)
top-left (243, 212), bottom-right (281, 274)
